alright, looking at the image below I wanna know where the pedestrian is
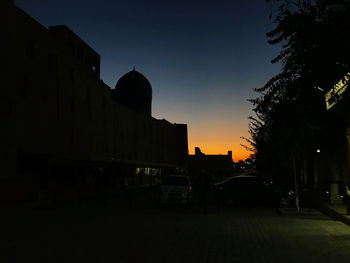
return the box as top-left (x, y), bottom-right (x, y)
top-left (199, 169), bottom-right (211, 214)
top-left (124, 175), bottom-right (133, 208)
top-left (215, 182), bottom-right (224, 212)
top-left (247, 181), bottom-right (258, 211)
top-left (51, 175), bottom-right (58, 207)
top-left (345, 185), bottom-right (350, 215)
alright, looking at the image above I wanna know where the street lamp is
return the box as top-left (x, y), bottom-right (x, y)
top-left (315, 86), bottom-right (325, 93)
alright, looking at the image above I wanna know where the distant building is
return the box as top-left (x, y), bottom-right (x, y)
top-left (188, 147), bottom-right (233, 181)
top-left (315, 72), bottom-right (350, 204)
top-left (1, 0), bottom-right (188, 200)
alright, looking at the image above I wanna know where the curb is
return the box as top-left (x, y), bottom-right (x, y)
top-left (314, 201), bottom-right (350, 227)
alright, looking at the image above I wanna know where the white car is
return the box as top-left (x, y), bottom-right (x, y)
top-left (159, 175), bottom-right (192, 204)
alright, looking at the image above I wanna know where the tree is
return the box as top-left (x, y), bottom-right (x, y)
top-left (248, 0), bottom-right (350, 194)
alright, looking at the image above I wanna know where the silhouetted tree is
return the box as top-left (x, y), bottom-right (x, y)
top-left (248, 0), bottom-right (350, 193)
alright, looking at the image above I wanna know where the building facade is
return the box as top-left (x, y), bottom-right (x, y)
top-left (1, 0), bottom-right (188, 200)
top-left (188, 147), bottom-right (233, 182)
top-left (316, 72), bottom-right (350, 203)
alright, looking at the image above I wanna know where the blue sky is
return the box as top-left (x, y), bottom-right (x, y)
top-left (16, 0), bottom-right (281, 160)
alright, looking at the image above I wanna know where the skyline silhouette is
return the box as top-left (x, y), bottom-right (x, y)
top-left (15, 0), bottom-right (281, 161)
top-left (4, 2), bottom-right (350, 263)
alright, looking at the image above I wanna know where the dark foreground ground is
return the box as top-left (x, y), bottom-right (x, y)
top-left (2, 189), bottom-right (350, 263)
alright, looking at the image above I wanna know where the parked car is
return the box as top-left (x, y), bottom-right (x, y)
top-left (159, 175), bottom-right (193, 204)
top-left (213, 175), bottom-right (281, 207)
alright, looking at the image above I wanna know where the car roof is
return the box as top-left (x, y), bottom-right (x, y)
top-left (217, 175), bottom-right (257, 184)
top-left (164, 174), bottom-right (188, 178)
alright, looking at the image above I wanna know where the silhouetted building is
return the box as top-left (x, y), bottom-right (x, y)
top-left (112, 69), bottom-right (152, 116)
top-left (188, 147), bottom-right (233, 181)
top-left (1, 1), bottom-right (188, 201)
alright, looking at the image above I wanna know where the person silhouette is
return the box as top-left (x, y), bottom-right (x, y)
top-left (199, 169), bottom-right (211, 214)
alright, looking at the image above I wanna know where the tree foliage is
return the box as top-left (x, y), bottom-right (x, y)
top-left (248, 0), bottom-right (350, 185)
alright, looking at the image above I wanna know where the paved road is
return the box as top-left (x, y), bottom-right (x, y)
top-left (2, 196), bottom-right (350, 263)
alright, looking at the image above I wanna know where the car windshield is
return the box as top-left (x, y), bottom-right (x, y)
top-left (162, 177), bottom-right (189, 186)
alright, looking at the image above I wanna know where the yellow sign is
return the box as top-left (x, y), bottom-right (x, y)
top-left (326, 73), bottom-right (350, 110)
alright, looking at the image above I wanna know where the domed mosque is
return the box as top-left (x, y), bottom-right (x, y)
top-left (112, 68), bottom-right (152, 116)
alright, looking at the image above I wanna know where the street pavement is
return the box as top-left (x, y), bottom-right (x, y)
top-left (2, 193), bottom-right (350, 263)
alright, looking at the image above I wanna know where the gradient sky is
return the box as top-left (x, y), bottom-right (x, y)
top-left (16, 0), bottom-right (281, 161)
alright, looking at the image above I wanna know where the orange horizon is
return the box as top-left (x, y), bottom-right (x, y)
top-left (188, 143), bottom-right (253, 162)
top-left (153, 105), bottom-right (255, 162)
top-left (186, 123), bottom-right (254, 162)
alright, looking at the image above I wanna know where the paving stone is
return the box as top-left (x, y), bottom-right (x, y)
top-left (2, 204), bottom-right (350, 262)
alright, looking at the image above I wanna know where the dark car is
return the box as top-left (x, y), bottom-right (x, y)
top-left (213, 175), bottom-right (281, 207)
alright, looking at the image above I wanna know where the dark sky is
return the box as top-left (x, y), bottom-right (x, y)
top-left (16, 0), bottom-right (281, 161)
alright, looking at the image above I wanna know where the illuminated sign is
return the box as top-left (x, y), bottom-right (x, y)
top-left (325, 73), bottom-right (350, 110)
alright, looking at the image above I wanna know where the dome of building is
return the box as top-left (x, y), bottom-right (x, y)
top-left (112, 69), bottom-right (152, 115)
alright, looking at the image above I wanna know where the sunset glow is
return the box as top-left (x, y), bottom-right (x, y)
top-left (17, 0), bottom-right (277, 165)
top-left (154, 105), bottom-right (255, 162)
top-left (187, 129), bottom-right (254, 162)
